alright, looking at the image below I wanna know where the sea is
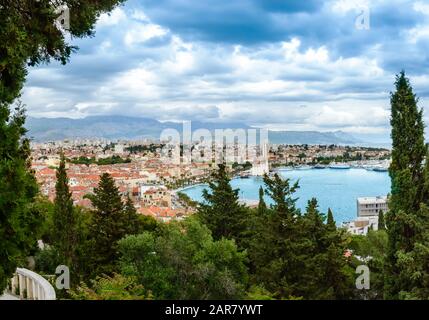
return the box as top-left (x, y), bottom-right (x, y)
top-left (180, 168), bottom-right (391, 224)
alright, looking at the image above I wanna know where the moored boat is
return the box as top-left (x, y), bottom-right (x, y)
top-left (314, 164), bottom-right (327, 169)
top-left (329, 163), bottom-right (351, 169)
top-left (373, 166), bottom-right (388, 172)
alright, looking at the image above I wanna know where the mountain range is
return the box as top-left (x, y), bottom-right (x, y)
top-left (26, 115), bottom-right (369, 146)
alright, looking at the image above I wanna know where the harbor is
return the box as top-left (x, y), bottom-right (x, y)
top-left (182, 166), bottom-right (390, 224)
top-left (272, 159), bottom-right (390, 172)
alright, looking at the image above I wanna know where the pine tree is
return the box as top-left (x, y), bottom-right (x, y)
top-left (302, 199), bottom-right (354, 299)
top-left (304, 198), bottom-right (325, 246)
top-left (249, 173), bottom-right (303, 298)
top-left (197, 164), bottom-right (248, 245)
top-left (52, 153), bottom-right (78, 268)
top-left (263, 173), bottom-right (299, 217)
top-left (0, 103), bottom-right (43, 292)
top-left (86, 173), bottom-right (126, 276)
top-left (257, 186), bottom-right (267, 215)
top-left (378, 210), bottom-right (385, 231)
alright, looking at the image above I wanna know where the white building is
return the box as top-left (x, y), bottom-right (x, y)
top-left (357, 196), bottom-right (388, 217)
top-left (343, 216), bottom-right (379, 235)
top-left (114, 143), bottom-right (125, 154)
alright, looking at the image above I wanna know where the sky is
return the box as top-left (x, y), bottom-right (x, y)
top-left (22, 0), bottom-right (429, 141)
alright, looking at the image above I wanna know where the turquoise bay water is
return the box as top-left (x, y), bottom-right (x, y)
top-left (181, 168), bottom-right (391, 224)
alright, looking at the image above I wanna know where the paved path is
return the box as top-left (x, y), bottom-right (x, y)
top-left (0, 293), bottom-right (19, 300)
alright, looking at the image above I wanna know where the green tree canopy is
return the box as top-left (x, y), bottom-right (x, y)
top-left (248, 175), bottom-right (354, 299)
top-left (0, 0), bottom-right (126, 103)
top-left (118, 217), bottom-right (248, 300)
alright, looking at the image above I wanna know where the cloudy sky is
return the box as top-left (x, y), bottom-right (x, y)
top-left (22, 0), bottom-right (429, 141)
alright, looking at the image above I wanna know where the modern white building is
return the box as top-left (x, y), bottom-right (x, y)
top-left (357, 196), bottom-right (388, 217)
top-left (343, 216), bottom-right (379, 235)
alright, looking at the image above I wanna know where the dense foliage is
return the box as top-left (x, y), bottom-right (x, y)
top-left (71, 273), bottom-right (150, 300)
top-left (118, 218), bottom-right (248, 299)
top-left (0, 0), bottom-right (126, 294)
top-left (246, 175), bottom-right (354, 299)
top-left (0, 103), bottom-right (43, 292)
top-left (68, 155), bottom-right (131, 166)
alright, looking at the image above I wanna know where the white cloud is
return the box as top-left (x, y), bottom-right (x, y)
top-left (413, 1), bottom-right (429, 15)
top-left (124, 24), bottom-right (168, 46)
top-left (97, 8), bottom-right (127, 27)
top-left (20, 0), bottom-right (429, 142)
top-left (131, 9), bottom-right (150, 22)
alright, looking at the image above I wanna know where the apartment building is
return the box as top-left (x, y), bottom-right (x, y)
top-left (357, 196), bottom-right (388, 217)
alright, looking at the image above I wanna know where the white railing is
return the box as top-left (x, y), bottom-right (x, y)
top-left (7, 268), bottom-right (56, 300)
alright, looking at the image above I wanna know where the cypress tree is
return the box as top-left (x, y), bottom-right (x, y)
top-left (385, 71), bottom-right (428, 299)
top-left (123, 195), bottom-right (144, 235)
top-left (389, 71), bottom-right (426, 215)
top-left (257, 186), bottom-right (267, 215)
top-left (327, 208), bottom-right (336, 232)
top-left (52, 153), bottom-right (78, 268)
top-left (197, 164), bottom-right (248, 245)
top-left (378, 210), bottom-right (385, 231)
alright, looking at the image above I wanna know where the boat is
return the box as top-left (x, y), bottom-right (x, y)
top-left (278, 167), bottom-right (293, 171)
top-left (296, 165), bottom-right (312, 170)
top-left (373, 166), bottom-right (388, 172)
top-left (240, 172), bottom-right (251, 178)
top-left (329, 163), bottom-right (351, 169)
top-left (314, 164), bottom-right (327, 169)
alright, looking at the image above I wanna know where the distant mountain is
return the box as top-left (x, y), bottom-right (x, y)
top-left (25, 116), bottom-right (251, 142)
top-left (268, 130), bottom-right (361, 145)
top-left (26, 115), bottom-right (364, 145)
